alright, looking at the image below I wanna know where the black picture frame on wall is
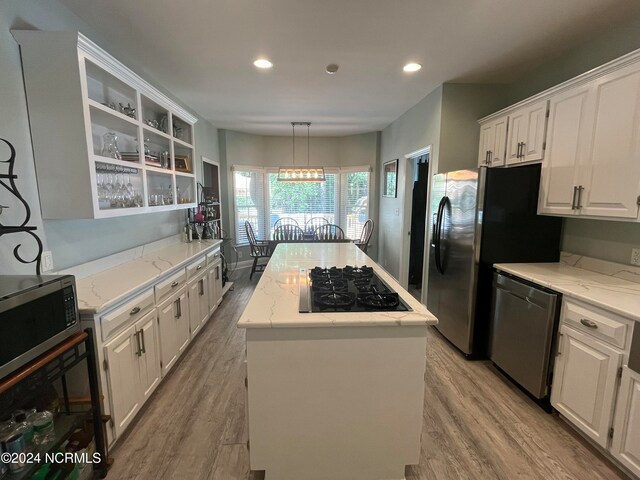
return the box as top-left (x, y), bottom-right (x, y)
top-left (383, 159), bottom-right (398, 197)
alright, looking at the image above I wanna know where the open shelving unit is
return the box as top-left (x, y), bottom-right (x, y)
top-left (13, 30), bottom-right (198, 219)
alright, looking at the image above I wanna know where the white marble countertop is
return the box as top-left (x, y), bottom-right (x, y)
top-left (237, 243), bottom-right (438, 329)
top-left (76, 239), bottom-right (222, 314)
top-left (494, 262), bottom-right (640, 322)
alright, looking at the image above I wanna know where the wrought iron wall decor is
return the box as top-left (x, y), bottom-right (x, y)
top-left (0, 138), bottom-right (43, 274)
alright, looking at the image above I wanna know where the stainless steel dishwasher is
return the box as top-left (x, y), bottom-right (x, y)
top-left (489, 271), bottom-right (561, 400)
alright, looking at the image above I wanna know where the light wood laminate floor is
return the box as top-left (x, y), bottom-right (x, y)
top-left (108, 270), bottom-right (626, 480)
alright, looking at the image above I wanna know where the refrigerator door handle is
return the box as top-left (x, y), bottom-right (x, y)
top-left (435, 196), bottom-right (449, 274)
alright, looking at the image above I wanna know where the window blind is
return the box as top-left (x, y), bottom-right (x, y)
top-left (233, 168), bottom-right (266, 245)
top-left (267, 172), bottom-right (338, 232)
top-left (340, 170), bottom-right (370, 240)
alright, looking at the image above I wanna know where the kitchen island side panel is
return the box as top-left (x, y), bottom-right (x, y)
top-left (246, 325), bottom-right (428, 480)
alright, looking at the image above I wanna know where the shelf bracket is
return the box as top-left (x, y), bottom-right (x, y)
top-left (0, 138), bottom-right (43, 274)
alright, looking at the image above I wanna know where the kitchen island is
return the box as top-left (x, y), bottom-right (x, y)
top-left (238, 243), bottom-right (437, 480)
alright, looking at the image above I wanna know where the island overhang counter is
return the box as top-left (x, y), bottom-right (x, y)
top-left (238, 243), bottom-right (438, 480)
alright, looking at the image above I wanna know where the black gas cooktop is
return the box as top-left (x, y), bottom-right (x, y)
top-left (298, 265), bottom-right (411, 313)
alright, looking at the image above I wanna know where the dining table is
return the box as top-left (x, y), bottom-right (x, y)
top-left (268, 236), bottom-right (352, 253)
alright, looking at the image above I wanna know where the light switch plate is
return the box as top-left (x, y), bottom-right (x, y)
top-left (41, 250), bottom-right (54, 272)
top-left (632, 248), bottom-right (640, 266)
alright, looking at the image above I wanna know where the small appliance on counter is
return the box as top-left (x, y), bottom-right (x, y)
top-left (0, 275), bottom-right (79, 381)
top-left (299, 265), bottom-right (412, 313)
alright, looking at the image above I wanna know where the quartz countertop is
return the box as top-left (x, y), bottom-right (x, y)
top-left (494, 262), bottom-right (640, 322)
top-left (76, 239), bottom-right (222, 314)
top-left (237, 243), bottom-right (438, 329)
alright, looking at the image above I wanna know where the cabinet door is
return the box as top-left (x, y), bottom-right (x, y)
top-left (612, 367), bottom-right (640, 477)
top-left (158, 295), bottom-right (178, 376)
top-left (522, 100), bottom-right (548, 163)
top-left (198, 274), bottom-right (210, 328)
top-left (478, 122), bottom-right (495, 166)
top-left (551, 325), bottom-right (622, 448)
top-left (214, 260), bottom-right (223, 307)
top-left (506, 109), bottom-right (526, 164)
top-left (135, 309), bottom-right (161, 402)
top-left (104, 325), bottom-right (140, 438)
top-left (489, 116), bottom-right (508, 167)
top-left (507, 100), bottom-right (548, 165)
top-left (538, 87), bottom-right (591, 216)
top-left (176, 288), bottom-right (190, 355)
top-left (579, 62), bottom-right (640, 219)
top-left (207, 267), bottom-right (218, 316)
top-left (188, 276), bottom-right (202, 337)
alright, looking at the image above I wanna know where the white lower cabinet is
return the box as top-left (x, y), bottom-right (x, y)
top-left (551, 325), bottom-right (623, 448)
top-left (136, 311), bottom-right (161, 401)
top-left (188, 272), bottom-right (209, 335)
top-left (158, 286), bottom-right (189, 377)
top-left (612, 367), bottom-right (640, 477)
top-left (104, 308), bottom-right (158, 438)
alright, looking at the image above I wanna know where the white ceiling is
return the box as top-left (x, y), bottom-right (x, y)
top-left (60, 0), bottom-right (640, 136)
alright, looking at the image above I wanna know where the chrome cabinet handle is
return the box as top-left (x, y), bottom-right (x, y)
top-left (571, 186), bottom-right (578, 210)
top-left (135, 331), bottom-right (142, 357)
top-left (216, 266), bottom-right (220, 280)
top-left (171, 281), bottom-right (179, 288)
top-left (521, 142), bottom-right (526, 158)
top-left (175, 299), bottom-right (181, 319)
top-left (576, 185), bottom-right (584, 209)
top-left (485, 151), bottom-right (490, 165)
top-left (140, 329), bottom-right (146, 354)
top-left (580, 318), bottom-right (598, 329)
top-left (130, 306), bottom-right (140, 315)
top-left (516, 142), bottom-right (521, 158)
top-left (199, 279), bottom-right (204, 296)
top-left (197, 265), bottom-right (203, 270)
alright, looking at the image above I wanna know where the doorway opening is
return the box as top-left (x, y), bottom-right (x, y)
top-left (406, 152), bottom-right (430, 301)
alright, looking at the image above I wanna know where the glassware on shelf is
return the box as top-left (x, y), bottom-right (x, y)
top-left (101, 132), bottom-right (122, 160)
top-left (194, 224), bottom-right (204, 242)
top-left (95, 164), bottom-right (143, 210)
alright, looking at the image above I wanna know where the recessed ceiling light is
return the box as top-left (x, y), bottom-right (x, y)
top-left (254, 58), bottom-right (273, 69)
top-left (403, 63), bottom-right (422, 73)
top-left (326, 64), bottom-right (339, 74)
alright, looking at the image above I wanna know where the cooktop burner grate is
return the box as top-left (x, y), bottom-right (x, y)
top-left (300, 265), bottom-right (411, 313)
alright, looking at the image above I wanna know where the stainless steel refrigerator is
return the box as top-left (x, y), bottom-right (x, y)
top-left (426, 164), bottom-right (562, 357)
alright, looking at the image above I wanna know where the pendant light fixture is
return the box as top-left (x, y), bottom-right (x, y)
top-left (277, 122), bottom-right (326, 182)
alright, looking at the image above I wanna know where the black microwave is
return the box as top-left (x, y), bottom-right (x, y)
top-left (0, 275), bottom-right (80, 381)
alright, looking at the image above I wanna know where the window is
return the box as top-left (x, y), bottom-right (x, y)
top-left (232, 168), bottom-right (266, 244)
top-left (233, 166), bottom-right (370, 245)
top-left (339, 170), bottom-right (370, 239)
top-left (267, 172), bottom-right (338, 231)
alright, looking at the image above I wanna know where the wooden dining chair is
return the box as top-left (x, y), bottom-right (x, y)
top-left (245, 221), bottom-right (271, 280)
top-left (273, 224), bottom-right (305, 241)
top-left (273, 217), bottom-right (299, 229)
top-left (304, 217), bottom-right (329, 233)
top-left (355, 219), bottom-right (374, 253)
top-left (313, 224), bottom-right (345, 240)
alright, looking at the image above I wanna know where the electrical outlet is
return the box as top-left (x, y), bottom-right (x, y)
top-left (394, 208), bottom-right (400, 216)
top-left (631, 248), bottom-right (640, 266)
top-left (42, 250), bottom-right (54, 272)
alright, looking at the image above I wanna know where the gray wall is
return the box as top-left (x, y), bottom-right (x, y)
top-left (507, 14), bottom-right (640, 265)
top-left (220, 130), bottom-right (379, 260)
top-left (0, 0), bottom-right (222, 273)
top-left (377, 85), bottom-right (505, 280)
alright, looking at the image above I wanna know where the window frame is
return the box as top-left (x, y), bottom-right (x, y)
top-left (232, 165), bottom-right (371, 246)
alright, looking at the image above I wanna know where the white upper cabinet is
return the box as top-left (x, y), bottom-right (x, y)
top-left (506, 100), bottom-right (548, 166)
top-left (539, 86), bottom-right (592, 216)
top-left (579, 62), bottom-right (640, 219)
top-left (539, 61), bottom-right (640, 220)
top-left (478, 116), bottom-right (508, 167)
top-left (12, 30), bottom-right (197, 219)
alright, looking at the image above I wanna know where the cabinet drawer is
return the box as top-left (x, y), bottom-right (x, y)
top-left (155, 269), bottom-right (187, 303)
top-left (206, 249), bottom-right (221, 265)
top-left (563, 300), bottom-right (631, 349)
top-left (101, 288), bottom-right (154, 342)
top-left (186, 256), bottom-right (207, 279)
